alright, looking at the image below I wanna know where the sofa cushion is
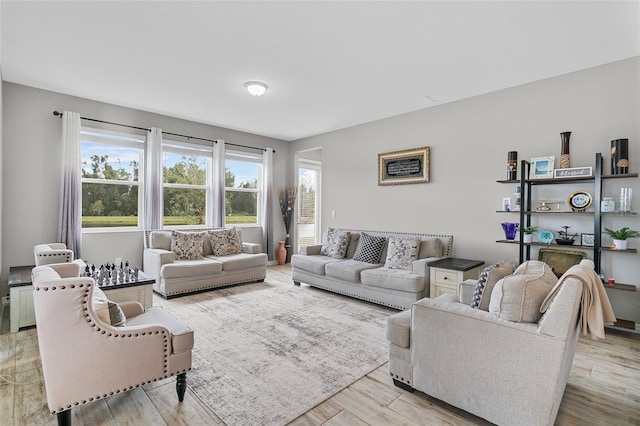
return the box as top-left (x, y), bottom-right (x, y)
top-left (209, 252), bottom-right (268, 272)
top-left (291, 254), bottom-right (342, 275)
top-left (150, 230), bottom-right (173, 250)
top-left (126, 306), bottom-right (194, 354)
top-left (471, 261), bottom-right (514, 311)
top-left (418, 237), bottom-right (443, 259)
top-left (160, 258), bottom-right (223, 278)
top-left (353, 232), bottom-right (386, 264)
top-left (208, 227), bottom-right (243, 256)
top-left (345, 232), bottom-right (361, 259)
top-left (92, 287), bottom-right (126, 326)
top-left (384, 237), bottom-right (421, 270)
top-left (489, 260), bottom-right (557, 323)
top-left (386, 309), bottom-right (411, 348)
top-left (361, 267), bottom-right (425, 293)
top-left (171, 231), bottom-right (204, 260)
top-left (325, 259), bottom-right (382, 283)
top-left (321, 228), bottom-right (351, 259)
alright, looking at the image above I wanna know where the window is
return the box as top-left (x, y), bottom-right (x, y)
top-left (81, 128), bottom-right (144, 228)
top-left (162, 141), bottom-right (212, 226)
top-left (225, 151), bottom-right (262, 225)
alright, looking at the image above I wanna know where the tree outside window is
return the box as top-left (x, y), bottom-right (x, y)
top-left (225, 154), bottom-right (261, 225)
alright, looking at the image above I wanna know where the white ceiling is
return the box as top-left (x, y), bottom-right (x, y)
top-left (2, 1), bottom-right (639, 141)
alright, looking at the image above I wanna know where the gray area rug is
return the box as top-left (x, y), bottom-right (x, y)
top-left (157, 278), bottom-right (394, 426)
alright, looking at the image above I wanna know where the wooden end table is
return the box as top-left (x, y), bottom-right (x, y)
top-left (8, 265), bottom-right (155, 333)
top-left (428, 258), bottom-right (485, 298)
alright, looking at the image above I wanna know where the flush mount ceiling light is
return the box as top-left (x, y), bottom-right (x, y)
top-left (244, 81), bottom-right (268, 96)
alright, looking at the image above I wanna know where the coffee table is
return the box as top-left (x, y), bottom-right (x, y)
top-left (8, 265), bottom-right (155, 333)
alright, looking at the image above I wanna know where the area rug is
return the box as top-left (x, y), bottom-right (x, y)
top-left (156, 276), bottom-right (394, 426)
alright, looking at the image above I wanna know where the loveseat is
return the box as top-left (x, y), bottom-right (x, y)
top-left (386, 260), bottom-right (605, 426)
top-left (143, 227), bottom-right (267, 298)
top-left (291, 228), bottom-right (453, 310)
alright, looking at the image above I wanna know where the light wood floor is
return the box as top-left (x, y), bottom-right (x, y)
top-left (1, 265), bottom-right (639, 425)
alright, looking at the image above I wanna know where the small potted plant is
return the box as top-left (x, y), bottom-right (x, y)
top-left (604, 227), bottom-right (640, 250)
top-left (519, 225), bottom-right (538, 243)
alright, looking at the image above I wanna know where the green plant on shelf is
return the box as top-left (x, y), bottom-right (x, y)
top-left (518, 225), bottom-right (539, 235)
top-left (604, 227), bottom-right (640, 240)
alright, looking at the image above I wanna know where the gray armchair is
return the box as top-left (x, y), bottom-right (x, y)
top-left (32, 262), bottom-right (194, 426)
top-left (387, 261), bottom-right (585, 426)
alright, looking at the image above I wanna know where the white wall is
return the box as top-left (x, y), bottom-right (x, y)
top-left (1, 83), bottom-right (290, 296)
top-left (291, 57), bottom-right (640, 285)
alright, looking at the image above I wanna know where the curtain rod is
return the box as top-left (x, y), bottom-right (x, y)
top-left (52, 111), bottom-right (273, 153)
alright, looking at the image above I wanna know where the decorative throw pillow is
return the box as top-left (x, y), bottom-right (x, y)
top-left (208, 227), bottom-right (243, 256)
top-left (418, 238), bottom-right (443, 258)
top-left (92, 286), bottom-right (126, 326)
top-left (489, 260), bottom-right (557, 323)
top-left (384, 237), bottom-right (421, 270)
top-left (353, 232), bottom-right (386, 264)
top-left (470, 261), bottom-right (514, 311)
top-left (320, 228), bottom-right (351, 259)
top-left (171, 231), bottom-right (204, 260)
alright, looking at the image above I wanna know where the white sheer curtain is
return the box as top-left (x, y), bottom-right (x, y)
top-left (57, 111), bottom-right (82, 258)
top-left (144, 128), bottom-right (163, 229)
top-left (211, 139), bottom-right (226, 227)
top-left (262, 148), bottom-right (274, 260)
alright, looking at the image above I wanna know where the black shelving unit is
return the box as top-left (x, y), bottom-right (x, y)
top-left (497, 153), bottom-right (638, 274)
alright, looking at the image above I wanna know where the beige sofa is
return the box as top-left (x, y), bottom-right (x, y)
top-left (143, 227), bottom-right (267, 298)
top-left (291, 228), bottom-right (453, 310)
top-left (386, 260), bottom-right (587, 426)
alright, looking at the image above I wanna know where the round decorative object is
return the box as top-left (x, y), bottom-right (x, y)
top-left (568, 191), bottom-right (592, 212)
top-left (537, 230), bottom-right (554, 244)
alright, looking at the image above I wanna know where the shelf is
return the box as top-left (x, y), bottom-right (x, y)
top-left (495, 240), bottom-right (636, 252)
top-left (604, 283), bottom-right (637, 291)
top-left (496, 179), bottom-right (520, 184)
top-left (602, 211), bottom-right (638, 216)
top-left (602, 173), bottom-right (639, 179)
top-left (527, 176), bottom-right (594, 185)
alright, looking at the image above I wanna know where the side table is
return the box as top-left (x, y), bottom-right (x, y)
top-left (9, 265), bottom-right (36, 333)
top-left (428, 258), bottom-right (484, 298)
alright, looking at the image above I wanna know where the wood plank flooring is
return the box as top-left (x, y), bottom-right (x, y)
top-left (1, 265), bottom-right (639, 425)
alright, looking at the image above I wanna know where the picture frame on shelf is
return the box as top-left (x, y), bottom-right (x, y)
top-left (580, 233), bottom-right (595, 247)
top-left (378, 146), bottom-right (430, 185)
top-left (530, 156), bottom-right (555, 179)
top-left (553, 166), bottom-right (593, 179)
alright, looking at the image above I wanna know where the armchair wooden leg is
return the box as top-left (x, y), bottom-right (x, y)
top-left (57, 409), bottom-right (71, 426)
top-left (176, 373), bottom-right (187, 402)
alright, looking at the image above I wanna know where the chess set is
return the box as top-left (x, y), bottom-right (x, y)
top-left (82, 261), bottom-right (140, 286)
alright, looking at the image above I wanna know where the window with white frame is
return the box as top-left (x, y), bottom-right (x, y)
top-left (162, 140), bottom-right (212, 226)
top-left (81, 128), bottom-right (144, 228)
top-left (225, 150), bottom-right (262, 225)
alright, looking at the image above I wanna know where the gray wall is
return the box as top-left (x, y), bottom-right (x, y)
top-left (291, 57), bottom-right (640, 286)
top-left (1, 83), bottom-right (290, 296)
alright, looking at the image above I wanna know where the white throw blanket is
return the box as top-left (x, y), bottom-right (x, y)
top-left (540, 259), bottom-right (616, 340)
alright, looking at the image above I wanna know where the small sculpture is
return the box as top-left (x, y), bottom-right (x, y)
top-left (556, 226), bottom-right (578, 245)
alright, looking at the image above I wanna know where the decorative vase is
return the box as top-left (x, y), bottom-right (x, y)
top-left (507, 151), bottom-right (518, 181)
top-left (612, 239), bottom-right (628, 250)
top-left (501, 222), bottom-right (518, 240)
top-left (611, 138), bottom-right (629, 175)
top-left (560, 131), bottom-right (571, 169)
top-left (523, 234), bottom-right (533, 243)
top-left (277, 241), bottom-right (286, 265)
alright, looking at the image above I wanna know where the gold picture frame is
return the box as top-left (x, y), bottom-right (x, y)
top-left (538, 248), bottom-right (587, 278)
top-left (378, 146), bottom-right (430, 185)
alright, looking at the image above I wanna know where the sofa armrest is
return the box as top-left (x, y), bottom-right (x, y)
top-left (119, 301), bottom-right (145, 318)
top-left (242, 242), bottom-right (263, 254)
top-left (299, 244), bottom-right (322, 255)
top-left (143, 248), bottom-right (174, 279)
top-left (458, 279), bottom-right (477, 305)
top-left (47, 262), bottom-right (82, 278)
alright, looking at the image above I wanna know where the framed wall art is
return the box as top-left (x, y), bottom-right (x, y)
top-left (530, 156), bottom-right (555, 179)
top-left (581, 233), bottom-right (595, 247)
top-left (378, 146), bottom-right (430, 185)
